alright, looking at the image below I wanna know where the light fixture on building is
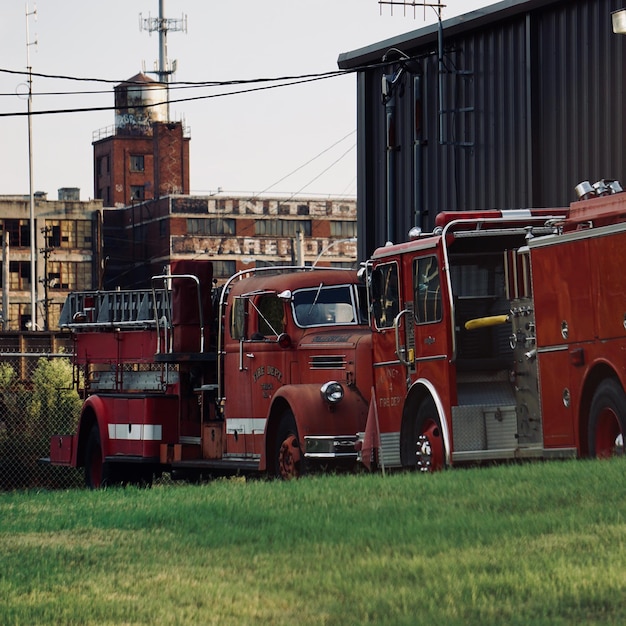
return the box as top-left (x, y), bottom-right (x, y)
top-left (612, 9), bottom-right (626, 34)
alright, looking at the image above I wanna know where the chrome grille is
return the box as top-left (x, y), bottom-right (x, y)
top-left (309, 355), bottom-right (347, 369)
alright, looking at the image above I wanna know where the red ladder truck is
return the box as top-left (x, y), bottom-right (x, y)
top-left (360, 179), bottom-right (626, 471)
top-left (48, 261), bottom-right (372, 487)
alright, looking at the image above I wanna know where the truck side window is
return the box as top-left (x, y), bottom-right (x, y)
top-left (413, 256), bottom-right (441, 324)
top-left (256, 295), bottom-right (285, 337)
top-left (371, 263), bottom-right (400, 329)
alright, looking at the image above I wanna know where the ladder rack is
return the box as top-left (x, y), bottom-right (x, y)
top-left (58, 289), bottom-right (170, 331)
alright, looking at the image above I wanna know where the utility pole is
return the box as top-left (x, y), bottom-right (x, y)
top-left (2, 232), bottom-right (9, 330)
top-left (26, 3), bottom-right (37, 330)
top-left (39, 226), bottom-right (53, 331)
top-left (140, 0), bottom-right (187, 121)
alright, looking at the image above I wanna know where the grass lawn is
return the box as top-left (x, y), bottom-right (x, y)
top-left (1, 459), bottom-right (626, 625)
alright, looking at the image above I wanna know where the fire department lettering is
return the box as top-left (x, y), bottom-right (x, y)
top-left (253, 366), bottom-right (283, 383)
top-left (379, 396), bottom-right (402, 408)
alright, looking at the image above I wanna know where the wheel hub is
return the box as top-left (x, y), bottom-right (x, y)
top-left (416, 434), bottom-right (432, 472)
top-left (278, 434), bottom-right (301, 479)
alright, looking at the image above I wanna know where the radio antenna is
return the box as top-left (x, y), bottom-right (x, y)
top-left (140, 0), bottom-right (187, 120)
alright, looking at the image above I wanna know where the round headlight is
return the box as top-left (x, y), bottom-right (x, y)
top-left (320, 381), bottom-right (344, 404)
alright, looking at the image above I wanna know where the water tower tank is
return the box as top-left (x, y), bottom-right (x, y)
top-left (114, 72), bottom-right (168, 136)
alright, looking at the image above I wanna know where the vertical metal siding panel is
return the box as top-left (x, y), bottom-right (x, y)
top-left (609, 0), bottom-right (626, 182)
top-left (536, 0), bottom-right (625, 205)
top-left (398, 68), bottom-right (416, 240)
top-left (356, 72), bottom-right (370, 262)
top-left (449, 18), bottom-right (530, 212)
top-left (360, 69), bottom-right (385, 256)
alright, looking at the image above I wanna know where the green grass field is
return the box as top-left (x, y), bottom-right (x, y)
top-left (1, 459), bottom-right (626, 625)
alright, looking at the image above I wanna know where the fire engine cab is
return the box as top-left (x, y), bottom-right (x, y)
top-left (362, 179), bottom-right (626, 471)
top-left (48, 262), bottom-right (371, 487)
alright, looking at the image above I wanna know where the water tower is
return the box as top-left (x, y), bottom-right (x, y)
top-left (114, 72), bottom-right (168, 136)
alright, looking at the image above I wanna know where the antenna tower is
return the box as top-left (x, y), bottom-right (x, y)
top-left (378, 1), bottom-right (445, 19)
top-left (25, 3), bottom-right (38, 330)
top-left (140, 0), bottom-right (187, 119)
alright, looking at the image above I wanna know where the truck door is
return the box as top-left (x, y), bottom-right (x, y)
top-left (370, 253), bottom-right (447, 465)
top-left (225, 293), bottom-right (289, 458)
top-left (411, 254), bottom-right (446, 372)
top-left (370, 261), bottom-right (406, 465)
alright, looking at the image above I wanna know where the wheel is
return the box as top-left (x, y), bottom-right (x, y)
top-left (275, 411), bottom-right (304, 480)
top-left (125, 465), bottom-right (154, 488)
top-left (414, 397), bottom-right (446, 472)
top-left (588, 379), bottom-right (626, 459)
top-left (84, 425), bottom-right (112, 489)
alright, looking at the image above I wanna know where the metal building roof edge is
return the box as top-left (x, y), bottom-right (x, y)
top-left (337, 0), bottom-right (562, 69)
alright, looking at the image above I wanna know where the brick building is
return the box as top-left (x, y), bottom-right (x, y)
top-left (102, 194), bottom-right (357, 289)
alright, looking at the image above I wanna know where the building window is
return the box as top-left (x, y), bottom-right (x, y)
top-left (255, 220), bottom-right (311, 237)
top-left (130, 186), bottom-right (145, 201)
top-left (77, 221), bottom-right (92, 246)
top-left (44, 220), bottom-right (92, 249)
top-left (212, 260), bottom-right (236, 278)
top-left (8, 261), bottom-right (31, 290)
top-left (97, 155), bottom-right (109, 175)
top-left (330, 221), bottom-right (357, 238)
top-left (187, 218), bottom-right (235, 236)
top-left (49, 225), bottom-right (61, 247)
top-left (130, 155), bottom-right (145, 172)
top-left (98, 186), bottom-right (110, 205)
top-left (48, 261), bottom-right (91, 290)
top-left (2, 220), bottom-right (31, 247)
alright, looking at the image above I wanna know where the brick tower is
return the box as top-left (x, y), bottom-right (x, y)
top-left (92, 72), bottom-right (190, 207)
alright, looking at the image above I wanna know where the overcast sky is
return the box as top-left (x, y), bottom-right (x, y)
top-left (0, 0), bottom-right (495, 201)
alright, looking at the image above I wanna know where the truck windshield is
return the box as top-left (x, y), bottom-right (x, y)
top-left (292, 285), bottom-right (359, 327)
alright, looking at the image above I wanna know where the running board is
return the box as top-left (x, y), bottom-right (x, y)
top-left (452, 447), bottom-right (577, 463)
top-left (171, 458), bottom-right (260, 472)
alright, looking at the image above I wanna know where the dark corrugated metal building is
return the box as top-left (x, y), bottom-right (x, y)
top-left (338, 0), bottom-right (626, 258)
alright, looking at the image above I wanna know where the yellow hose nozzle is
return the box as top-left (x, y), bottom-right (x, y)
top-left (464, 314), bottom-right (510, 331)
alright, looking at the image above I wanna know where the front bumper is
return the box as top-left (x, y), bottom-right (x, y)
top-left (304, 435), bottom-right (359, 460)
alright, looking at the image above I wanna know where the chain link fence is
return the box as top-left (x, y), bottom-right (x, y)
top-left (0, 345), bottom-right (83, 490)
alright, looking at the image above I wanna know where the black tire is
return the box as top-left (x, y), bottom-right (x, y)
top-left (84, 425), bottom-right (113, 489)
top-left (124, 465), bottom-right (154, 488)
top-left (274, 410), bottom-right (304, 480)
top-left (588, 379), bottom-right (626, 459)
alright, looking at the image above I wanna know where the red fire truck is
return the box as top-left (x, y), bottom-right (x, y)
top-left (48, 262), bottom-right (371, 487)
top-left (361, 180), bottom-right (626, 471)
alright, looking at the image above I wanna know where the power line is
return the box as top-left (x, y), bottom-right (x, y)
top-left (0, 66), bottom-right (349, 87)
top-left (283, 144), bottom-right (356, 200)
top-left (253, 130), bottom-right (356, 196)
top-left (0, 71), bottom-right (352, 118)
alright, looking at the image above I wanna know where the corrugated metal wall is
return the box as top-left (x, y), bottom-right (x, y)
top-left (534, 0), bottom-right (625, 205)
top-left (344, 0), bottom-right (626, 257)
